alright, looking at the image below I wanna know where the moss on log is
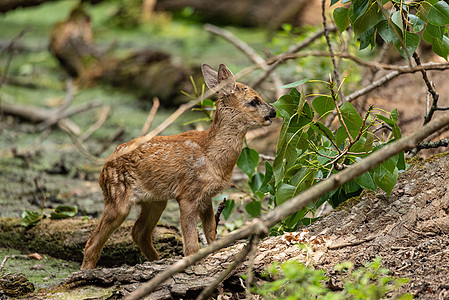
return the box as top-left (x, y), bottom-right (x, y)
top-left (0, 217), bottom-right (183, 267)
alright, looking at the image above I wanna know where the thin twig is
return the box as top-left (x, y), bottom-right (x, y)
top-left (245, 235), bottom-right (260, 299)
top-left (0, 255), bottom-right (29, 271)
top-left (204, 24), bottom-right (285, 99)
top-left (58, 122), bottom-right (104, 164)
top-left (125, 112), bottom-right (449, 300)
top-left (251, 27), bottom-right (336, 89)
top-left (322, 0), bottom-right (343, 101)
top-left (413, 52), bottom-right (440, 125)
top-left (196, 236), bottom-right (259, 300)
top-left (328, 235), bottom-right (377, 250)
top-left (37, 100), bottom-right (103, 132)
top-left (140, 97), bottom-right (160, 136)
top-left (79, 105), bottom-right (111, 142)
top-left (0, 28), bottom-right (30, 87)
top-left (415, 138), bottom-right (449, 151)
top-left (95, 126), bottom-right (125, 156)
top-left (37, 79), bottom-right (75, 130)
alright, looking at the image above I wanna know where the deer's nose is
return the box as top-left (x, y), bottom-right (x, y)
top-left (268, 107), bottom-right (276, 119)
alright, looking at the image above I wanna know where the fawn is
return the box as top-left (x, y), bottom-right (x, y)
top-left (81, 63), bottom-right (276, 269)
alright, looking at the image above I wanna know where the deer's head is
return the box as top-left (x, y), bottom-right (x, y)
top-left (202, 63), bottom-right (276, 128)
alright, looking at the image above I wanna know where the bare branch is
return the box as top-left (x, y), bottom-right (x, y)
top-left (204, 24), bottom-right (285, 99)
top-left (251, 27), bottom-right (336, 89)
top-left (322, 0), bottom-right (343, 100)
top-left (125, 112), bottom-right (449, 300)
top-left (412, 52), bottom-right (441, 125)
top-left (196, 236), bottom-right (259, 300)
top-left (140, 97), bottom-right (160, 136)
top-left (80, 105), bottom-right (111, 142)
top-left (58, 122), bottom-right (104, 164)
top-left (415, 138), bottom-right (449, 151)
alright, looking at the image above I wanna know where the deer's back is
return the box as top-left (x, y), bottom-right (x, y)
top-left (99, 130), bottom-right (230, 204)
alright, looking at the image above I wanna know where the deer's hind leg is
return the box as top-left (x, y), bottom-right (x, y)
top-left (81, 197), bottom-right (132, 270)
top-left (132, 200), bottom-right (167, 261)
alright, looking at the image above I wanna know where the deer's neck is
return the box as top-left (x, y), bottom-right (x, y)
top-left (206, 103), bottom-right (248, 177)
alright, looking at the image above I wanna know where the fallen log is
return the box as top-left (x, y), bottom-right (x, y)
top-left (0, 217), bottom-right (183, 267)
top-left (49, 7), bottom-right (196, 106)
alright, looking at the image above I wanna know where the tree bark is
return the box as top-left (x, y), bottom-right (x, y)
top-left (0, 217), bottom-right (183, 267)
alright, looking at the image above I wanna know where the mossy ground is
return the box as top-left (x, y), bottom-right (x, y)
top-left (0, 248), bottom-right (80, 290)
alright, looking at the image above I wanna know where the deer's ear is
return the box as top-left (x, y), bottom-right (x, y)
top-left (218, 64), bottom-right (236, 96)
top-left (201, 63), bottom-right (219, 93)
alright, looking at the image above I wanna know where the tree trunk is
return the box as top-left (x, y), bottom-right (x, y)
top-left (0, 217), bottom-right (183, 267)
top-left (155, 0), bottom-right (309, 29)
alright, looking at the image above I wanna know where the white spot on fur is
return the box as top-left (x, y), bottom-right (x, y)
top-left (184, 140), bottom-right (200, 148)
top-left (194, 156), bottom-right (205, 168)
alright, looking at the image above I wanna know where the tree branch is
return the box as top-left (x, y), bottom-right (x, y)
top-left (204, 24), bottom-right (285, 99)
top-left (322, 0), bottom-right (343, 100)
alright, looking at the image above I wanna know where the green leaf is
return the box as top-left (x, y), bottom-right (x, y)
top-left (391, 108), bottom-right (399, 122)
top-left (377, 20), bottom-right (396, 43)
top-left (312, 95), bottom-right (335, 117)
top-left (374, 166), bottom-right (398, 196)
top-left (339, 102), bottom-right (364, 139)
top-left (344, 180), bottom-right (361, 194)
top-left (275, 183), bottom-right (296, 206)
top-left (426, 23), bottom-right (444, 39)
top-left (249, 172), bottom-right (264, 195)
top-left (331, 0), bottom-right (341, 6)
top-left (423, 27), bottom-right (449, 59)
top-left (393, 31), bottom-right (420, 59)
top-left (428, 1), bottom-right (449, 26)
top-left (391, 11), bottom-right (404, 32)
top-left (283, 210), bottom-right (308, 230)
top-left (351, 131), bottom-right (375, 153)
top-left (21, 210), bottom-right (42, 227)
top-left (222, 199), bottom-right (235, 220)
top-left (279, 78), bottom-right (310, 89)
top-left (354, 171), bottom-right (377, 191)
top-left (50, 205), bottom-right (78, 220)
top-left (334, 7), bottom-right (350, 32)
top-left (245, 201), bottom-right (261, 218)
top-left (359, 27), bottom-right (376, 49)
top-left (311, 122), bottom-right (336, 142)
top-left (353, 2), bottom-right (383, 35)
top-left (408, 14), bottom-right (425, 32)
top-left (259, 162), bottom-right (273, 193)
top-left (237, 147), bottom-right (259, 177)
top-left (350, 0), bottom-right (370, 22)
top-left (273, 95), bottom-right (296, 119)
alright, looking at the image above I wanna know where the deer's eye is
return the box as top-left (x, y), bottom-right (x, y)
top-left (249, 98), bottom-right (259, 107)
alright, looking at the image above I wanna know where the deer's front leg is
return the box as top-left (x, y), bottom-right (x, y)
top-left (177, 198), bottom-right (199, 256)
top-left (199, 200), bottom-right (216, 245)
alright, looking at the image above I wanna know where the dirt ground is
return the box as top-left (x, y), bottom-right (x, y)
top-left (304, 152), bottom-right (449, 299)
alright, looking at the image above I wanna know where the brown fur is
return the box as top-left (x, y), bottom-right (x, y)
top-left (81, 64), bottom-right (276, 269)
